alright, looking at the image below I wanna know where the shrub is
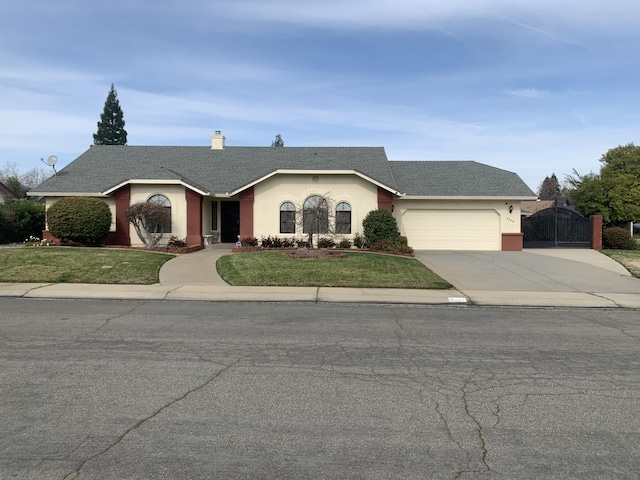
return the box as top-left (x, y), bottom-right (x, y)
top-left (296, 238), bottom-right (309, 248)
top-left (317, 237), bottom-right (335, 248)
top-left (352, 232), bottom-right (365, 248)
top-left (338, 238), bottom-right (352, 248)
top-left (0, 198), bottom-right (45, 244)
top-left (362, 209), bottom-right (399, 246)
top-left (281, 237), bottom-right (295, 248)
top-left (47, 197), bottom-right (111, 245)
top-left (167, 236), bottom-right (186, 248)
top-left (239, 236), bottom-right (259, 246)
top-left (603, 226), bottom-right (632, 249)
top-left (369, 239), bottom-right (414, 255)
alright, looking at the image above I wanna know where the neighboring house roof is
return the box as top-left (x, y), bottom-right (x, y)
top-left (28, 144), bottom-right (536, 198)
top-left (0, 180), bottom-right (20, 199)
top-left (390, 161), bottom-right (535, 198)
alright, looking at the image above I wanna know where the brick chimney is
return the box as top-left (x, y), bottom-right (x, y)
top-left (211, 131), bottom-right (225, 150)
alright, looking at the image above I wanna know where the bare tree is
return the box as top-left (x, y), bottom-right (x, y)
top-left (296, 194), bottom-right (336, 248)
top-left (124, 202), bottom-right (169, 247)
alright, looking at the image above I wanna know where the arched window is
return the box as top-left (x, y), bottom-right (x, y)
top-left (303, 195), bottom-right (328, 234)
top-left (336, 202), bottom-right (351, 234)
top-left (147, 194), bottom-right (171, 233)
top-left (280, 201), bottom-right (296, 234)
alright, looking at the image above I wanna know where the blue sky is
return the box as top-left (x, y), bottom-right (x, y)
top-left (1, 0), bottom-right (639, 191)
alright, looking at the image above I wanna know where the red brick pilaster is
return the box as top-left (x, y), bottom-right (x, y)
top-left (502, 232), bottom-right (523, 251)
top-left (106, 185), bottom-right (131, 245)
top-left (377, 187), bottom-right (393, 212)
top-left (590, 214), bottom-right (603, 250)
top-left (239, 187), bottom-right (254, 239)
top-left (185, 189), bottom-right (203, 247)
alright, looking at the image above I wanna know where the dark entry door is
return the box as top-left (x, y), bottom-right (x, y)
top-left (522, 207), bottom-right (591, 248)
top-left (220, 201), bottom-right (240, 243)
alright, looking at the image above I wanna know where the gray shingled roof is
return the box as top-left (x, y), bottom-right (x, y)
top-left (29, 145), bottom-right (396, 195)
top-left (390, 161), bottom-right (535, 197)
top-left (29, 145), bottom-right (535, 198)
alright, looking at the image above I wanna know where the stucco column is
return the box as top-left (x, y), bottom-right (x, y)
top-left (239, 187), bottom-right (254, 239)
top-left (185, 189), bottom-right (203, 247)
top-left (377, 187), bottom-right (393, 212)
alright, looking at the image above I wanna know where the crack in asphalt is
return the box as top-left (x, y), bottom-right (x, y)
top-left (461, 378), bottom-right (491, 474)
top-left (63, 361), bottom-right (237, 479)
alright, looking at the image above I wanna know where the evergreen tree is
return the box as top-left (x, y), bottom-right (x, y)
top-left (538, 173), bottom-right (561, 198)
top-left (271, 134), bottom-right (284, 147)
top-left (93, 84), bottom-right (128, 145)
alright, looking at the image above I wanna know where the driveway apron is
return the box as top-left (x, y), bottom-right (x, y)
top-left (415, 249), bottom-right (640, 294)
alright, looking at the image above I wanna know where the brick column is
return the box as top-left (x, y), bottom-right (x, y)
top-left (107, 185), bottom-right (131, 245)
top-left (185, 189), bottom-right (203, 247)
top-left (377, 187), bottom-right (393, 212)
top-left (502, 232), bottom-right (523, 251)
top-left (590, 214), bottom-right (603, 250)
top-left (239, 187), bottom-right (254, 239)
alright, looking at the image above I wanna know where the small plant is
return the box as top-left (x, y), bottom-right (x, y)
top-left (338, 238), bottom-right (352, 249)
top-left (352, 232), bottom-right (365, 248)
top-left (603, 227), bottom-right (631, 249)
top-left (281, 237), bottom-right (295, 248)
top-left (167, 236), bottom-right (186, 248)
top-left (296, 238), bottom-right (309, 248)
top-left (239, 236), bottom-right (259, 247)
top-left (317, 237), bottom-right (336, 248)
top-left (23, 235), bottom-right (54, 247)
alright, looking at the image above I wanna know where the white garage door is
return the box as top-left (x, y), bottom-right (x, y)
top-left (403, 209), bottom-right (500, 250)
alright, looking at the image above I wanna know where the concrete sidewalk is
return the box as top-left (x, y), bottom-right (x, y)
top-left (1, 246), bottom-right (639, 308)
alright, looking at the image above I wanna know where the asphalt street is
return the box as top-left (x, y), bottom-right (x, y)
top-left (1, 299), bottom-right (639, 479)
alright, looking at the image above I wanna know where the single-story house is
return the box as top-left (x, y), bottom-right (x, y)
top-left (0, 180), bottom-right (20, 201)
top-left (28, 131), bottom-right (536, 250)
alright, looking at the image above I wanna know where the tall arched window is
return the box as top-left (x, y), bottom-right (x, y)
top-left (280, 201), bottom-right (296, 234)
top-left (147, 194), bottom-right (172, 233)
top-left (303, 195), bottom-right (328, 234)
top-left (336, 202), bottom-right (351, 234)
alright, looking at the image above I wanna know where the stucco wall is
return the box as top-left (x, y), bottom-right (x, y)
top-left (252, 174), bottom-right (379, 238)
top-left (129, 184), bottom-right (187, 246)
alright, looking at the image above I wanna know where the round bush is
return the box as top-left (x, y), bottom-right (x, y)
top-left (362, 209), bottom-right (399, 246)
top-left (602, 226), bottom-right (631, 249)
top-left (47, 197), bottom-right (112, 245)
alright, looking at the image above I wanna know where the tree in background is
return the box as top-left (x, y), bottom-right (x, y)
top-left (538, 173), bottom-right (561, 198)
top-left (93, 84), bottom-right (128, 145)
top-left (567, 143), bottom-right (640, 224)
top-left (0, 161), bottom-right (50, 197)
top-left (271, 134), bottom-right (284, 147)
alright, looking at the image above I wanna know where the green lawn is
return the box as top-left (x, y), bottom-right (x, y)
top-left (217, 251), bottom-right (453, 289)
top-left (0, 247), bottom-right (174, 284)
top-left (601, 249), bottom-right (640, 278)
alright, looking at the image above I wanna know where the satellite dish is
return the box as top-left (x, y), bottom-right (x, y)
top-left (47, 155), bottom-right (58, 166)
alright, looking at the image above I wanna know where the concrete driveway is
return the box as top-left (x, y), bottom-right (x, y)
top-left (415, 249), bottom-right (640, 294)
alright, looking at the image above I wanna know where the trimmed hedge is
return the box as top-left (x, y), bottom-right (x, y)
top-left (603, 226), bottom-right (632, 249)
top-left (47, 197), bottom-right (112, 245)
top-left (362, 209), bottom-right (400, 246)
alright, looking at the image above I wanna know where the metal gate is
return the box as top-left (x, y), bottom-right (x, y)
top-left (522, 206), bottom-right (591, 248)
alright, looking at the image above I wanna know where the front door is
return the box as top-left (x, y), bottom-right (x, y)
top-left (220, 201), bottom-right (240, 243)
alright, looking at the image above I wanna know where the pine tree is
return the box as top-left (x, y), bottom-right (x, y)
top-left (271, 134), bottom-right (284, 147)
top-left (93, 84), bottom-right (128, 145)
top-left (538, 173), bottom-right (561, 198)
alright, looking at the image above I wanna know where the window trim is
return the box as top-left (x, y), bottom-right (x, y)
top-left (147, 194), bottom-right (172, 234)
top-left (279, 201), bottom-right (296, 234)
top-left (335, 201), bottom-right (352, 234)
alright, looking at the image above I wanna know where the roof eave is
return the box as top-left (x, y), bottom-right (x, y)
top-left (102, 179), bottom-right (209, 196)
top-left (398, 195), bottom-right (539, 201)
top-left (228, 169), bottom-right (401, 197)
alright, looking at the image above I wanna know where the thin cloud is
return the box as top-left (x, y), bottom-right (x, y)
top-left (506, 88), bottom-right (551, 99)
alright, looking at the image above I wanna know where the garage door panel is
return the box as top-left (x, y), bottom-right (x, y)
top-left (403, 210), bottom-right (500, 250)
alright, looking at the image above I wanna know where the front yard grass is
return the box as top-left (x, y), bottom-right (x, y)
top-left (0, 247), bottom-right (173, 284)
top-left (601, 249), bottom-right (640, 278)
top-left (217, 250), bottom-right (453, 289)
